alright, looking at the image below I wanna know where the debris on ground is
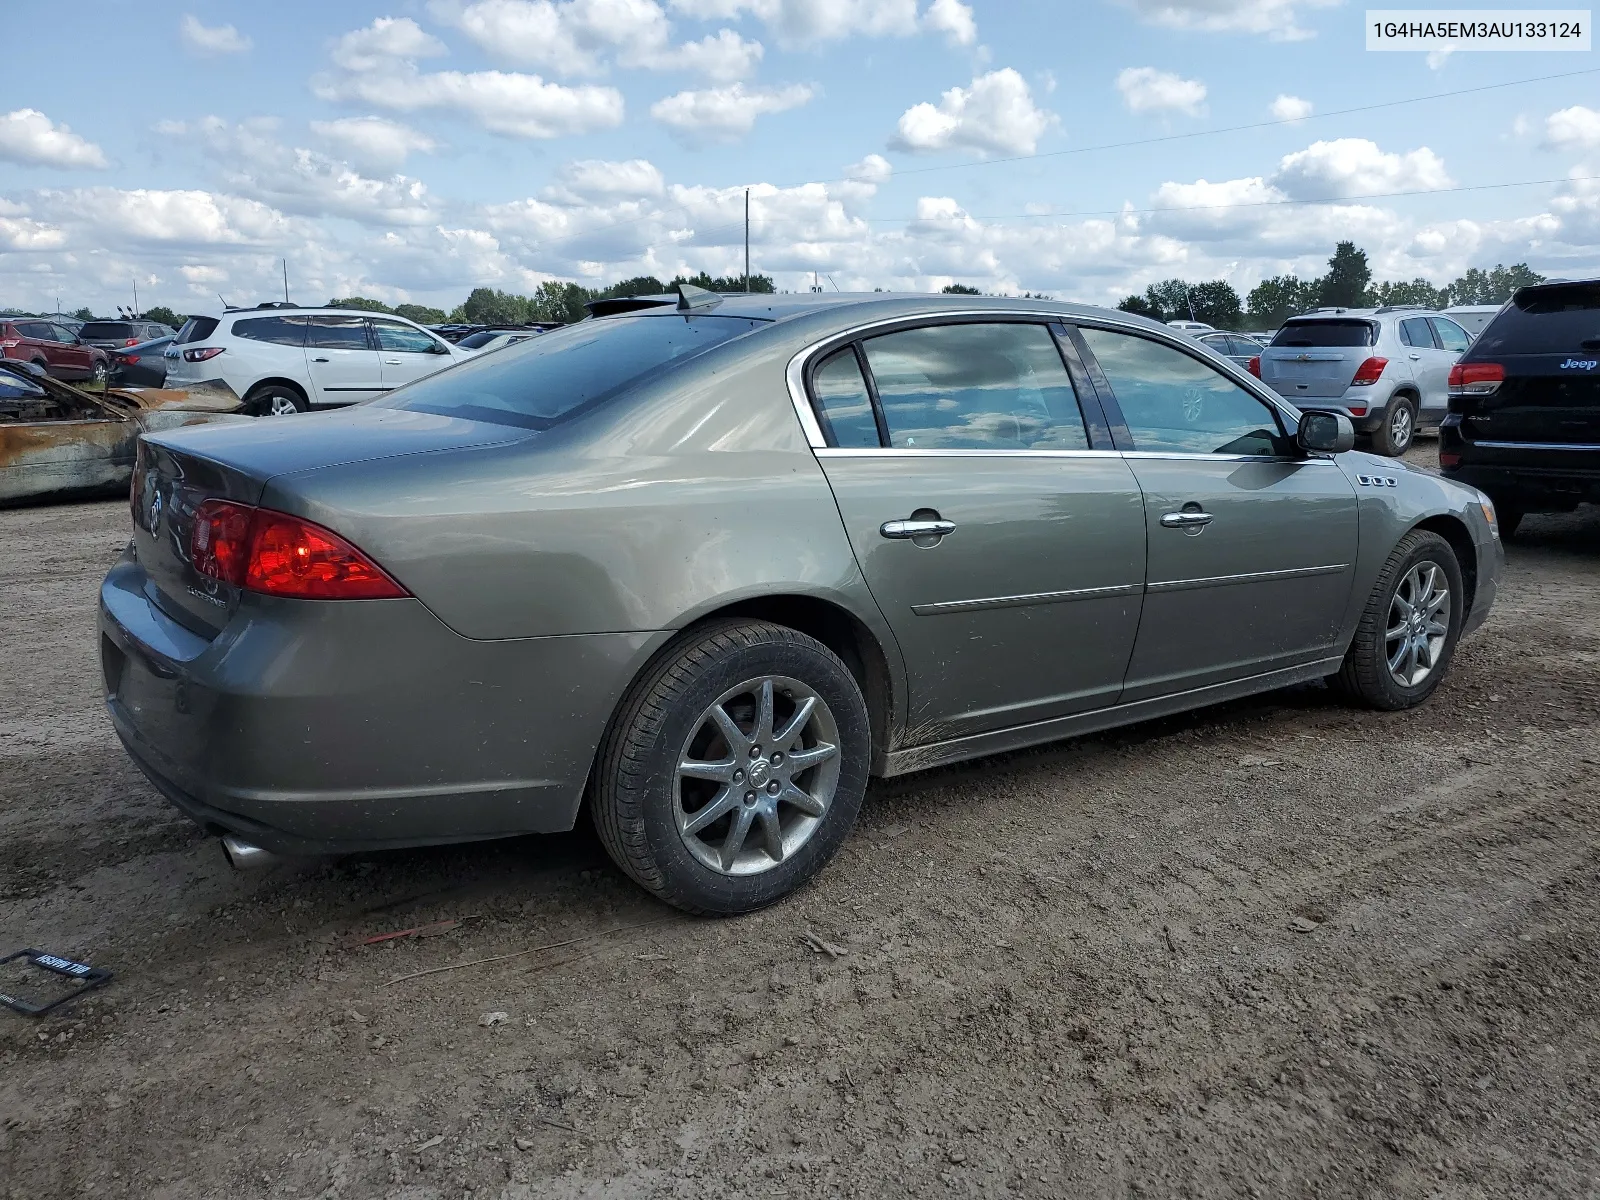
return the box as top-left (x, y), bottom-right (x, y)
top-left (800, 930), bottom-right (848, 958)
top-left (478, 1011), bottom-right (509, 1027)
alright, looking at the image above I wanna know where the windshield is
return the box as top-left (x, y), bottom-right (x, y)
top-left (1475, 283), bottom-right (1600, 355)
top-left (373, 313), bottom-right (767, 430)
top-left (1271, 320), bottom-right (1375, 348)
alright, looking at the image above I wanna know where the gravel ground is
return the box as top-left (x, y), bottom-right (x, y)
top-left (2, 450), bottom-right (1598, 1199)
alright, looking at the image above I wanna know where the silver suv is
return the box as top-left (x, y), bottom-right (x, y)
top-left (1255, 306), bottom-right (1472, 455)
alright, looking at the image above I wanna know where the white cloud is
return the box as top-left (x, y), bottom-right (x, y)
top-left (431, 0), bottom-right (763, 80)
top-left (651, 82), bottom-right (813, 141)
top-left (546, 158), bottom-right (666, 201)
top-left (1545, 106), bottom-right (1600, 152)
top-left (1116, 67), bottom-right (1207, 117)
top-left (845, 154), bottom-right (892, 184)
top-left (666, 0), bottom-right (921, 45)
top-left (179, 14), bottom-right (252, 55)
top-left (0, 202), bottom-right (65, 251)
top-left (1270, 94), bottom-right (1313, 122)
top-left (45, 188), bottom-right (294, 246)
top-left (330, 17), bottom-right (448, 72)
top-left (923, 0), bottom-right (977, 45)
top-left (890, 68), bottom-right (1055, 157)
top-left (1119, 0), bottom-right (1341, 40)
top-left (0, 109), bottom-right (108, 170)
top-left (310, 117), bottom-right (440, 171)
top-left (1272, 138), bottom-right (1451, 200)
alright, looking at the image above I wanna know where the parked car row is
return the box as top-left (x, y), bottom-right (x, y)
top-left (1, 317), bottom-right (113, 385)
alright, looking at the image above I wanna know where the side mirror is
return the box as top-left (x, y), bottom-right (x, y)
top-left (1297, 410), bottom-right (1354, 455)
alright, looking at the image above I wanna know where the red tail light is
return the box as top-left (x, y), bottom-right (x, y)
top-left (182, 346), bottom-right (225, 362)
top-left (1449, 362), bottom-right (1504, 396)
top-left (124, 338), bottom-right (140, 346)
top-left (1350, 357), bottom-right (1387, 386)
top-left (189, 501), bottom-right (408, 600)
top-left (0, 338), bottom-right (19, 349)
top-left (113, 352), bottom-right (138, 365)
top-left (1247, 355), bottom-right (1261, 378)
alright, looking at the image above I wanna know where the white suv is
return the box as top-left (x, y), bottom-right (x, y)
top-left (164, 307), bottom-right (469, 416)
top-left (1253, 306), bottom-right (1472, 456)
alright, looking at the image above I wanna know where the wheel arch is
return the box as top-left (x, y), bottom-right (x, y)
top-left (243, 377), bottom-right (310, 403)
top-left (1412, 513), bottom-right (1478, 624)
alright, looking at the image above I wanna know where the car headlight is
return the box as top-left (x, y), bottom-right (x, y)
top-left (1477, 492), bottom-right (1498, 534)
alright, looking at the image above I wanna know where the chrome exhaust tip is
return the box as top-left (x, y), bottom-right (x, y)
top-left (221, 835), bottom-right (278, 870)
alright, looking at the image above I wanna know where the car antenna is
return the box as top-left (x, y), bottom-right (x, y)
top-left (676, 282), bottom-right (722, 312)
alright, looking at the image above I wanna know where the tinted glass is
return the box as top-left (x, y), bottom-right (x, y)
top-left (371, 319), bottom-right (441, 353)
top-left (375, 313), bottom-right (766, 430)
top-left (1271, 320), bottom-right (1375, 348)
top-left (305, 315), bottom-right (372, 350)
top-left (16, 322), bottom-right (52, 340)
top-left (861, 323), bottom-right (1088, 450)
top-left (810, 347), bottom-right (880, 448)
top-left (1474, 284), bottom-right (1600, 355)
top-left (1078, 327), bottom-right (1287, 456)
top-left (457, 330), bottom-right (502, 349)
top-left (1230, 336), bottom-right (1261, 357)
top-left (1399, 317), bottom-right (1435, 349)
top-left (79, 322), bottom-right (135, 340)
top-left (1430, 317), bottom-right (1471, 353)
top-left (233, 315), bottom-right (308, 347)
top-left (175, 316), bottom-right (220, 345)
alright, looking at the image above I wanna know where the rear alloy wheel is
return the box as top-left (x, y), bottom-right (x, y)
top-left (592, 620), bottom-right (870, 915)
top-left (245, 384), bottom-right (308, 417)
top-left (1372, 395), bottom-right (1416, 456)
top-left (1332, 529), bottom-right (1463, 710)
top-left (90, 360), bottom-right (109, 387)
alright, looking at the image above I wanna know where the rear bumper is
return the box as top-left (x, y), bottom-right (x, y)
top-left (1440, 426), bottom-right (1600, 511)
top-left (99, 550), bottom-right (667, 856)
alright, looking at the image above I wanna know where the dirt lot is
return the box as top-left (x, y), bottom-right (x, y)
top-left (3, 453), bottom-right (1598, 1199)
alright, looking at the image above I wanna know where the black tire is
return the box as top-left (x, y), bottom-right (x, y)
top-left (1332, 529), bottom-right (1464, 711)
top-left (90, 360), bottom-right (109, 386)
top-left (591, 619), bottom-right (871, 916)
top-left (1371, 394), bottom-right (1417, 456)
top-left (244, 383), bottom-right (308, 417)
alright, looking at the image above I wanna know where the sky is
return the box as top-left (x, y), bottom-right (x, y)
top-left (0, 0), bottom-right (1597, 318)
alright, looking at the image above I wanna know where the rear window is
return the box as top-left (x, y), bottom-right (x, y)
top-left (79, 322), bottom-right (134, 340)
top-left (1474, 282), bottom-right (1600, 356)
top-left (175, 316), bottom-right (220, 345)
top-left (457, 330), bottom-right (507, 349)
top-left (1271, 320), bottom-right (1375, 348)
top-left (233, 315), bottom-right (309, 346)
top-left (374, 313), bottom-right (767, 430)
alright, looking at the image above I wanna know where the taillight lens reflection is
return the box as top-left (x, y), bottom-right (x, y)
top-left (1449, 362), bottom-right (1504, 395)
top-left (191, 499), bottom-right (255, 586)
top-left (1350, 357), bottom-right (1388, 386)
top-left (182, 347), bottom-right (225, 362)
top-left (188, 501), bottom-right (408, 600)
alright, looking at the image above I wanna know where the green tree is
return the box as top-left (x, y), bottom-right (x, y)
top-left (1245, 276), bottom-right (1316, 329)
top-left (393, 303), bottom-right (447, 324)
top-left (1318, 241), bottom-right (1371, 309)
top-left (1116, 293), bottom-right (1163, 320)
top-left (1144, 279), bottom-right (1195, 321)
top-left (670, 272), bottom-right (775, 294)
top-left (941, 283), bottom-right (982, 295)
top-left (1187, 280), bottom-right (1243, 329)
top-left (1366, 279), bottom-right (1445, 308)
top-left (603, 275), bottom-right (667, 297)
top-left (456, 287), bottom-right (535, 325)
top-left (72, 306), bottom-right (96, 321)
top-left (327, 296), bottom-right (397, 314)
top-left (143, 305), bottom-right (183, 329)
top-left (1444, 262), bottom-right (1544, 306)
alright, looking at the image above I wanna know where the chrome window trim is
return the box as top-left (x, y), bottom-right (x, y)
top-left (813, 446), bottom-right (1334, 465)
top-left (911, 583), bottom-right (1143, 617)
top-left (1147, 563), bottom-right (1349, 594)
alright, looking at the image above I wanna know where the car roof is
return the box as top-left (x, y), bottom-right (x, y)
top-left (221, 307), bottom-right (426, 321)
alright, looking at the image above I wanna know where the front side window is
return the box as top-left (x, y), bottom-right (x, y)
top-left (233, 316), bottom-right (309, 347)
top-left (375, 313), bottom-right (766, 430)
top-left (304, 314), bottom-right (373, 351)
top-left (859, 322), bottom-right (1088, 450)
top-left (1078, 326), bottom-right (1289, 457)
top-left (371, 319), bottom-right (442, 353)
top-left (810, 347), bottom-right (880, 448)
top-left (1430, 317), bottom-right (1471, 353)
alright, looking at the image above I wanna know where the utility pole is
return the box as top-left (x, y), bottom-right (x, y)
top-left (744, 189), bottom-right (750, 293)
top-left (283, 259), bottom-right (290, 304)
top-left (132, 276), bottom-right (139, 319)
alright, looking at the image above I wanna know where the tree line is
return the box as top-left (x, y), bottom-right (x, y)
top-left (1117, 242), bottom-right (1544, 331)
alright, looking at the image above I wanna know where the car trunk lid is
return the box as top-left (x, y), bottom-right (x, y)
top-left (1259, 319), bottom-right (1378, 399)
top-left (131, 406), bottom-right (532, 637)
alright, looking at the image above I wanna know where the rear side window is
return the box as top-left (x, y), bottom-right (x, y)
top-left (1430, 317), bottom-right (1471, 353)
top-left (233, 316), bottom-right (308, 347)
top-left (79, 322), bottom-right (134, 340)
top-left (810, 347), bottom-right (881, 448)
top-left (305, 314), bottom-right (372, 351)
top-left (1272, 320), bottom-right (1375, 348)
top-left (1078, 326), bottom-right (1288, 457)
top-left (1399, 317), bottom-right (1436, 349)
top-left (1474, 283), bottom-right (1600, 355)
top-left (859, 322), bottom-right (1089, 450)
top-left (375, 313), bottom-right (767, 430)
top-left (175, 316), bottom-right (219, 345)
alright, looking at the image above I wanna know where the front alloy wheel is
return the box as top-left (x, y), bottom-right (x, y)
top-left (1333, 529), bottom-right (1463, 710)
top-left (592, 620), bottom-right (870, 915)
top-left (91, 361), bottom-right (108, 386)
top-left (1385, 561), bottom-right (1450, 687)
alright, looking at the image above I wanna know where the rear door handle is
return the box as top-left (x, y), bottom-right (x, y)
top-left (312, 357), bottom-right (330, 363)
top-left (1159, 511), bottom-right (1213, 529)
top-left (383, 358), bottom-right (402, 365)
top-left (881, 518), bottom-right (956, 539)
top-left (1408, 353), bottom-right (1421, 360)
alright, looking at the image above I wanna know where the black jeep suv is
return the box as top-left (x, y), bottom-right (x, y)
top-left (1440, 278), bottom-right (1600, 535)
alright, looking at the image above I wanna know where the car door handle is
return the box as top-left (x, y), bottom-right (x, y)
top-left (383, 358), bottom-right (403, 365)
top-left (1159, 510), bottom-right (1213, 529)
top-left (1408, 353), bottom-right (1421, 360)
top-left (312, 357), bottom-right (330, 363)
top-left (881, 518), bottom-right (956, 539)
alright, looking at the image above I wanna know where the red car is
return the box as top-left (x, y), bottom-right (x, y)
top-left (0, 318), bottom-right (110, 385)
